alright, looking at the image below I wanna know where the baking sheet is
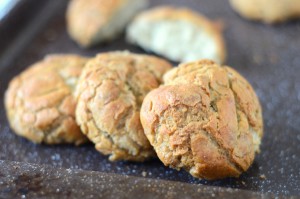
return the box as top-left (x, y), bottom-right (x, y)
top-left (0, 0), bottom-right (299, 196)
top-left (0, 160), bottom-right (273, 198)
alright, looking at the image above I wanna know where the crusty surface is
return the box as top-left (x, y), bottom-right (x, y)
top-left (75, 51), bottom-right (172, 161)
top-left (230, 0), bottom-right (300, 23)
top-left (66, 0), bottom-right (126, 47)
top-left (5, 55), bottom-right (89, 145)
top-left (140, 59), bottom-right (263, 179)
top-left (66, 0), bottom-right (148, 47)
top-left (126, 6), bottom-right (226, 63)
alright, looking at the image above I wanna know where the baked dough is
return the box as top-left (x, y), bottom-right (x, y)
top-left (140, 60), bottom-right (263, 179)
top-left (5, 55), bottom-right (89, 145)
top-left (66, 0), bottom-right (148, 47)
top-left (126, 6), bottom-right (226, 63)
top-left (230, 0), bottom-right (300, 23)
top-left (75, 51), bottom-right (172, 161)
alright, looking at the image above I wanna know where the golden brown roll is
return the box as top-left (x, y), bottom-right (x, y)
top-left (230, 0), bottom-right (300, 24)
top-left (75, 51), bottom-right (172, 161)
top-left (127, 6), bottom-right (226, 64)
top-left (66, 0), bottom-right (148, 47)
top-left (140, 60), bottom-right (263, 179)
top-left (5, 55), bottom-right (89, 145)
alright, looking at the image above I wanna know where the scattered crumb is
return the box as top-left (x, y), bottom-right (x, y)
top-left (241, 181), bottom-right (246, 185)
top-left (260, 174), bottom-right (266, 180)
top-left (142, 171), bottom-right (147, 177)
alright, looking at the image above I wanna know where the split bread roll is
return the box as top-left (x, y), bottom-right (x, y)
top-left (67, 0), bottom-right (148, 47)
top-left (127, 6), bottom-right (226, 64)
top-left (140, 60), bottom-right (263, 180)
top-left (230, 0), bottom-right (300, 24)
top-left (5, 55), bottom-right (89, 145)
top-left (75, 51), bottom-right (172, 161)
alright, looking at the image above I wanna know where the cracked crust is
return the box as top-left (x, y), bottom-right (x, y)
top-left (5, 54), bottom-right (89, 145)
top-left (230, 0), bottom-right (300, 24)
top-left (75, 51), bottom-right (172, 161)
top-left (66, 0), bottom-right (148, 47)
top-left (140, 60), bottom-right (263, 179)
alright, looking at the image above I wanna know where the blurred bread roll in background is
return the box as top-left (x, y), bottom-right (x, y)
top-left (67, 0), bottom-right (148, 47)
top-left (126, 6), bottom-right (226, 64)
top-left (230, 0), bottom-right (300, 24)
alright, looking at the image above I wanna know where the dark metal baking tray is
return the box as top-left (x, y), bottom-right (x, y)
top-left (0, 0), bottom-right (299, 197)
top-left (0, 160), bottom-right (275, 199)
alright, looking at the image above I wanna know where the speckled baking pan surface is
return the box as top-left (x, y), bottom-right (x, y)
top-left (0, 0), bottom-right (299, 197)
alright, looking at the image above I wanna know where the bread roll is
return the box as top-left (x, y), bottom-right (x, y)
top-left (230, 0), bottom-right (300, 23)
top-left (5, 55), bottom-right (89, 145)
top-left (67, 0), bottom-right (148, 47)
top-left (140, 60), bottom-right (263, 179)
top-left (127, 6), bottom-right (226, 64)
top-left (75, 51), bottom-right (172, 161)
